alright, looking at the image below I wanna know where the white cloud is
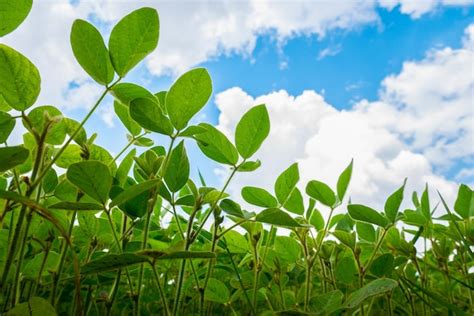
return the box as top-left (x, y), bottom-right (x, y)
top-left (380, 35), bottom-right (474, 167)
top-left (214, 24), bottom-right (473, 212)
top-left (378, 0), bottom-right (474, 18)
top-left (317, 45), bottom-right (342, 60)
top-left (1, 0), bottom-right (472, 125)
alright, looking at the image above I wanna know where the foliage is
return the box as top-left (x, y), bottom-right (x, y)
top-left (0, 2), bottom-right (472, 315)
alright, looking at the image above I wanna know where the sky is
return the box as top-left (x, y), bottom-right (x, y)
top-left (1, 0), bottom-right (473, 213)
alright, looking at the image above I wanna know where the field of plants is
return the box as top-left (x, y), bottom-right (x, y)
top-left (0, 2), bottom-right (473, 316)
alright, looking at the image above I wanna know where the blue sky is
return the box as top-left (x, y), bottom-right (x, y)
top-left (102, 3), bottom-right (472, 191)
top-left (3, 0), bottom-right (473, 208)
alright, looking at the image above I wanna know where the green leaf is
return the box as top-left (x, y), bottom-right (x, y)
top-left (82, 253), bottom-right (148, 274)
top-left (64, 118), bottom-right (87, 146)
top-left (237, 160), bottom-right (261, 172)
top-left (23, 252), bottom-right (60, 279)
top-left (356, 222), bottom-right (376, 242)
top-left (166, 68), bottom-right (212, 130)
top-left (335, 257), bottom-right (358, 284)
top-left (110, 179), bottom-right (160, 207)
top-left (283, 187), bottom-right (304, 215)
top-left (205, 278), bottom-right (230, 304)
top-left (336, 159), bottom-right (353, 201)
top-left (384, 179), bottom-right (406, 223)
top-left (139, 250), bottom-right (216, 260)
top-left (420, 184), bottom-right (431, 220)
top-left (347, 204), bottom-right (390, 228)
top-left (332, 230), bottom-right (356, 250)
top-left (0, 190), bottom-right (68, 238)
top-left (255, 208), bottom-right (302, 228)
top-left (54, 144), bottom-right (82, 169)
top-left (66, 161), bottom-right (112, 204)
top-left (274, 163), bottom-right (299, 205)
top-left (219, 199), bottom-right (245, 218)
top-left (111, 185), bottom-right (148, 219)
top-left (344, 278), bottom-right (398, 308)
top-left (310, 290), bottom-right (343, 314)
top-left (70, 19), bottom-right (114, 85)
top-left (114, 101), bottom-right (141, 136)
top-left (274, 236), bottom-right (301, 264)
top-left (42, 169), bottom-right (58, 194)
top-left (0, 44), bottom-right (40, 111)
top-left (195, 123), bottom-right (238, 165)
top-left (178, 125), bottom-right (207, 138)
top-left (306, 180), bottom-right (336, 208)
top-left (310, 208), bottom-right (324, 230)
top-left (6, 297), bottom-right (56, 316)
top-left (130, 97), bottom-right (173, 135)
top-left (155, 90), bottom-right (167, 113)
top-left (110, 83), bottom-right (157, 106)
top-left (0, 0), bottom-right (32, 37)
top-left (0, 111), bottom-right (15, 143)
top-left (27, 105), bottom-right (67, 145)
top-left (454, 184), bottom-right (473, 219)
top-left (0, 146), bottom-right (29, 172)
top-left (241, 186), bottom-right (277, 208)
top-left (115, 149), bottom-right (136, 186)
top-left (49, 202), bottom-right (104, 211)
top-left (235, 104), bottom-right (270, 158)
top-left (134, 136), bottom-right (153, 147)
top-left (164, 141), bottom-right (189, 192)
top-left (370, 253), bottom-right (394, 277)
top-left (402, 209), bottom-right (428, 226)
top-left (223, 230), bottom-right (248, 253)
top-left (108, 7), bottom-right (159, 76)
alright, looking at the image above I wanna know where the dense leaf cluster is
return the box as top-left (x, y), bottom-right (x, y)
top-left (0, 2), bottom-right (472, 315)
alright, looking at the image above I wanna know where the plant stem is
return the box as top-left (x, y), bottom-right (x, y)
top-left (137, 136), bottom-right (176, 315)
top-left (172, 205), bottom-right (200, 316)
top-left (221, 236), bottom-right (256, 316)
top-left (0, 127), bottom-right (46, 292)
top-left (251, 240), bottom-right (259, 311)
top-left (189, 165), bottom-right (240, 244)
top-left (105, 211), bottom-right (135, 313)
top-left (109, 132), bottom-right (147, 167)
top-left (387, 294), bottom-right (393, 316)
top-left (51, 210), bottom-right (77, 305)
top-left (362, 228), bottom-right (388, 281)
top-left (31, 78), bottom-right (121, 191)
top-left (200, 220), bottom-right (220, 316)
top-left (151, 263), bottom-right (170, 316)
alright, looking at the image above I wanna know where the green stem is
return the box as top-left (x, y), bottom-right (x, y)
top-left (137, 136), bottom-right (176, 315)
top-left (189, 165), bottom-right (240, 244)
top-left (221, 236), bottom-right (256, 316)
top-left (51, 210), bottom-right (77, 305)
top-left (387, 294), bottom-right (393, 316)
top-left (251, 241), bottom-right (259, 311)
top-left (109, 132), bottom-right (147, 167)
top-left (200, 220), bottom-right (219, 316)
top-left (31, 78), bottom-right (121, 191)
top-left (170, 201), bottom-right (201, 291)
top-left (31, 241), bottom-right (51, 297)
top-left (173, 204), bottom-right (200, 316)
top-left (362, 228), bottom-right (388, 280)
top-left (105, 211), bottom-right (135, 312)
top-left (151, 263), bottom-right (170, 316)
top-left (0, 128), bottom-right (46, 292)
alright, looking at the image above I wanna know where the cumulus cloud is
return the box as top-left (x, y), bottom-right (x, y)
top-left (214, 24), bottom-right (473, 212)
top-left (1, 0), bottom-right (471, 124)
top-left (378, 0), bottom-right (474, 18)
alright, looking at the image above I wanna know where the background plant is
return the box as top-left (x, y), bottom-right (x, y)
top-left (0, 2), bottom-right (472, 315)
